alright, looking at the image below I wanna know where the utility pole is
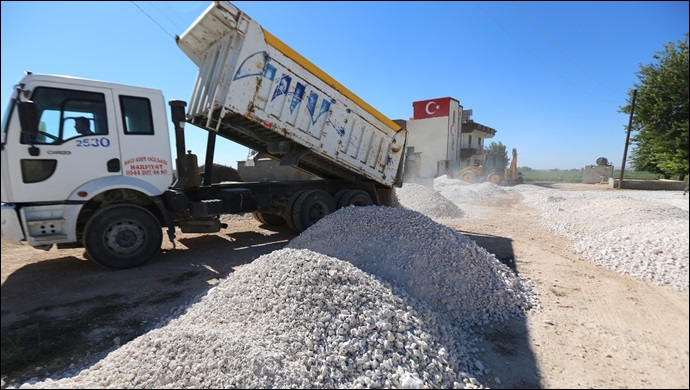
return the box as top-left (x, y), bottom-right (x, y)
top-left (618, 89), bottom-right (637, 189)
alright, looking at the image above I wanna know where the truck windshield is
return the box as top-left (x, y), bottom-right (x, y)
top-left (19, 87), bottom-right (108, 145)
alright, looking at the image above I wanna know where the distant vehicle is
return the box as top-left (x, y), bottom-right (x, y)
top-left (453, 153), bottom-right (506, 184)
top-left (515, 171), bottom-right (525, 184)
top-left (452, 148), bottom-right (522, 185)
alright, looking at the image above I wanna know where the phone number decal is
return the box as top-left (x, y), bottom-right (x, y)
top-left (124, 156), bottom-right (170, 176)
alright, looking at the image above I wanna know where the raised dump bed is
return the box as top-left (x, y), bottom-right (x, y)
top-left (176, 1), bottom-right (407, 188)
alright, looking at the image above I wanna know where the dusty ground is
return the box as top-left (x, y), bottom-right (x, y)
top-left (447, 184), bottom-right (689, 389)
top-left (1, 183), bottom-right (688, 388)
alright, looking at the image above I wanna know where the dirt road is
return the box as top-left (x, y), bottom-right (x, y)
top-left (1, 185), bottom-right (688, 388)
top-left (447, 189), bottom-right (689, 388)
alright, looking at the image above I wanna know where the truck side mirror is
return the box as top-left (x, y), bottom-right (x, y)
top-left (18, 100), bottom-right (39, 136)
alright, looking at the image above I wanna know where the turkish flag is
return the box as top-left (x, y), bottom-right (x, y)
top-left (412, 97), bottom-right (451, 119)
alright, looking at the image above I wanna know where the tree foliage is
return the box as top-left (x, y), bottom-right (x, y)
top-left (486, 141), bottom-right (509, 166)
top-left (620, 33), bottom-right (689, 180)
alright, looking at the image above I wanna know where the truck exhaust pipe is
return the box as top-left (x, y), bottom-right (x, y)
top-left (169, 100), bottom-right (188, 190)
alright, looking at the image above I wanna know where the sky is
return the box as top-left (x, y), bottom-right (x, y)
top-left (1, 1), bottom-right (688, 170)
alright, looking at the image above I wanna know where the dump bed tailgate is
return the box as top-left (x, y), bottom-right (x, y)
top-left (176, 1), bottom-right (407, 188)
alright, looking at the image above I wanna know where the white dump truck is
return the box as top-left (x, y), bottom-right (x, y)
top-left (0, 1), bottom-right (408, 269)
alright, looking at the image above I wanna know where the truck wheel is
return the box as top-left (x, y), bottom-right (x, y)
top-left (459, 171), bottom-right (477, 183)
top-left (333, 189), bottom-right (350, 208)
top-left (284, 190), bottom-right (307, 233)
top-left (252, 211), bottom-right (286, 226)
top-left (83, 204), bottom-right (162, 269)
top-left (291, 189), bottom-right (336, 233)
top-left (376, 188), bottom-right (399, 207)
top-left (337, 189), bottom-right (373, 208)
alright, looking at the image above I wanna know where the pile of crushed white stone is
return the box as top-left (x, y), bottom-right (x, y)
top-left (17, 205), bottom-right (532, 389)
top-left (514, 185), bottom-right (689, 292)
top-left (432, 176), bottom-right (688, 292)
top-left (13, 177), bottom-right (688, 389)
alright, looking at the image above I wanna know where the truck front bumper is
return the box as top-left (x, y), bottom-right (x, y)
top-left (1, 203), bottom-right (25, 243)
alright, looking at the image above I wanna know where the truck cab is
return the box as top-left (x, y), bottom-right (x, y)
top-left (1, 73), bottom-right (173, 250)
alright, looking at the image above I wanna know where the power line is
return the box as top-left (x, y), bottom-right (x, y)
top-left (130, 1), bottom-right (175, 40)
top-left (147, 1), bottom-right (185, 33)
top-left (473, 1), bottom-right (618, 105)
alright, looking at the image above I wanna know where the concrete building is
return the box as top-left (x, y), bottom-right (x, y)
top-left (397, 97), bottom-right (497, 185)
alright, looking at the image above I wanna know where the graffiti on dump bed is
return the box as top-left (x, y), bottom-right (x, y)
top-left (234, 51), bottom-right (344, 135)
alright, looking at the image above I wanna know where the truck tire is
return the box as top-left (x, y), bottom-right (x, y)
top-left (333, 189), bottom-right (351, 208)
top-left (252, 211), bottom-right (286, 226)
top-left (83, 204), bottom-right (162, 269)
top-left (337, 189), bottom-right (373, 208)
top-left (284, 190), bottom-right (307, 233)
top-left (376, 188), bottom-right (400, 207)
top-left (291, 189), bottom-right (336, 233)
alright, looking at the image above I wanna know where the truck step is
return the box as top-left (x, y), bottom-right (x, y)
top-left (26, 219), bottom-right (66, 237)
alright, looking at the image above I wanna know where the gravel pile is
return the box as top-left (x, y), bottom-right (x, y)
top-left (18, 247), bottom-right (494, 389)
top-left (516, 186), bottom-right (689, 292)
top-left (394, 183), bottom-right (466, 220)
top-left (288, 206), bottom-right (537, 328)
top-left (17, 199), bottom-right (539, 389)
top-left (433, 178), bottom-right (509, 205)
top-left (430, 177), bottom-right (689, 292)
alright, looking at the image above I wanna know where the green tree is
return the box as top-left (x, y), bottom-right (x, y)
top-left (486, 141), bottom-right (509, 167)
top-left (620, 33), bottom-right (689, 181)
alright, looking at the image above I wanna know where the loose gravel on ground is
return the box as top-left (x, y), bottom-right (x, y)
top-left (12, 178), bottom-right (689, 389)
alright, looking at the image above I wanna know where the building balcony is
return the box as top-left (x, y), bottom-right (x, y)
top-left (461, 120), bottom-right (496, 138)
top-left (459, 147), bottom-right (481, 159)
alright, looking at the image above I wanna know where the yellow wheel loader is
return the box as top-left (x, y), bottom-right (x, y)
top-left (453, 153), bottom-right (506, 184)
top-left (453, 148), bottom-right (522, 185)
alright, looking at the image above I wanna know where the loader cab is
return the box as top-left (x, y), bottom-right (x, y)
top-left (483, 154), bottom-right (506, 172)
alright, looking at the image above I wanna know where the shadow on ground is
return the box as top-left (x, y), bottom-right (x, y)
top-left (457, 230), bottom-right (517, 272)
top-left (0, 226), bottom-right (295, 386)
top-left (454, 229), bottom-right (543, 389)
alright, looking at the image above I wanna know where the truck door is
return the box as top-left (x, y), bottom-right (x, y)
top-left (4, 84), bottom-right (122, 203)
top-left (112, 91), bottom-right (174, 192)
